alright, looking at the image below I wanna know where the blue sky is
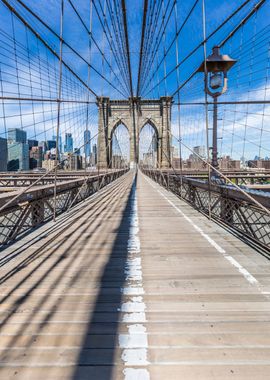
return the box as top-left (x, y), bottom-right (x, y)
top-left (0, 0), bottom-right (270, 161)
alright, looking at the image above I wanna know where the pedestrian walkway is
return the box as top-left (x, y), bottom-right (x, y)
top-left (0, 171), bottom-right (270, 379)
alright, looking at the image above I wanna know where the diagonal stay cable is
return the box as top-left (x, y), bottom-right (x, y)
top-left (141, 0), bottom-right (199, 97)
top-left (111, 0), bottom-right (131, 85)
top-left (93, 0), bottom-right (130, 94)
top-left (138, 0), bottom-right (159, 96)
top-left (169, 132), bottom-right (270, 217)
top-left (105, 0), bottom-right (130, 91)
top-left (120, 0), bottom-right (133, 97)
top-left (6, 0), bottom-right (127, 98)
top-left (139, 0), bottom-right (163, 92)
top-left (95, 0), bottom-right (131, 95)
top-left (1, 0), bottom-right (98, 97)
top-left (145, 0), bottom-right (255, 98)
top-left (67, 0), bottom-right (129, 98)
top-left (137, 0), bottom-right (149, 97)
top-left (140, 0), bottom-right (175, 96)
top-left (171, 0), bottom-right (267, 98)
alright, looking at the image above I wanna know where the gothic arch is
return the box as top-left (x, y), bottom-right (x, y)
top-left (109, 120), bottom-right (130, 167)
top-left (110, 120), bottom-right (130, 139)
top-left (139, 119), bottom-right (160, 167)
top-left (139, 118), bottom-right (159, 138)
top-left (97, 97), bottom-right (172, 169)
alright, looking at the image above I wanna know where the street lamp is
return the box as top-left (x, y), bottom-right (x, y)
top-left (198, 46), bottom-right (237, 177)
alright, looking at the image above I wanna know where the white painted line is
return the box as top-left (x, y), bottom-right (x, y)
top-left (118, 177), bottom-right (150, 379)
top-left (3, 361), bottom-right (270, 368)
top-left (144, 175), bottom-right (261, 288)
top-left (121, 287), bottom-right (145, 295)
top-left (119, 301), bottom-right (146, 313)
top-left (225, 256), bottom-right (258, 285)
top-left (121, 348), bottom-right (149, 365)
top-left (122, 312), bottom-right (146, 323)
top-left (123, 368), bottom-right (150, 380)
top-left (118, 333), bottom-right (148, 348)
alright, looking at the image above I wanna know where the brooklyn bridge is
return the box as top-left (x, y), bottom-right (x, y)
top-left (0, 0), bottom-right (270, 379)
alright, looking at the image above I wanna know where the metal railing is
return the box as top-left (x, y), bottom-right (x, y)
top-left (0, 169), bottom-right (128, 247)
top-left (142, 168), bottom-right (270, 256)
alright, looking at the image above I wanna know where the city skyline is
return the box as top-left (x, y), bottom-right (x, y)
top-left (1, 126), bottom-right (270, 173)
top-left (0, 127), bottom-right (98, 172)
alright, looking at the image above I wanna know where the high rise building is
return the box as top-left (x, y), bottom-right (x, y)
top-left (92, 143), bottom-right (97, 165)
top-left (0, 137), bottom-right (8, 171)
top-left (59, 136), bottom-right (62, 153)
top-left (84, 130), bottom-right (91, 158)
top-left (7, 128), bottom-right (29, 171)
top-left (193, 146), bottom-right (206, 159)
top-left (28, 139), bottom-right (38, 149)
top-left (171, 146), bottom-right (179, 158)
top-left (70, 155), bottom-right (82, 170)
top-left (47, 140), bottom-right (56, 151)
top-left (52, 135), bottom-right (62, 154)
top-left (64, 133), bottom-right (73, 153)
top-left (8, 128), bottom-right (27, 143)
top-left (8, 142), bottom-right (29, 171)
top-left (29, 146), bottom-right (43, 169)
top-left (39, 141), bottom-right (47, 153)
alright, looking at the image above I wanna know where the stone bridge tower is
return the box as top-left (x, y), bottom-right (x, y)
top-left (97, 97), bottom-right (172, 169)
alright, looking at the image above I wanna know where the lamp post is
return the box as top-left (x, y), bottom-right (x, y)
top-left (198, 46), bottom-right (237, 178)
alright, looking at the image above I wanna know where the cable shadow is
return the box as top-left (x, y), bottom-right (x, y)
top-left (0, 174), bottom-right (127, 286)
top-left (0, 174), bottom-right (130, 328)
top-left (72, 173), bottom-right (137, 380)
top-left (0, 174), bottom-right (133, 378)
top-left (0, 173), bottom-right (128, 268)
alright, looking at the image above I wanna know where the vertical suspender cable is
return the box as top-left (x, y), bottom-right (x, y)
top-left (174, 1), bottom-right (183, 195)
top-left (53, 0), bottom-right (64, 222)
top-left (121, 0), bottom-right (137, 166)
top-left (85, 0), bottom-right (93, 174)
top-left (121, 0), bottom-right (133, 97)
top-left (161, 0), bottom-right (168, 95)
top-left (137, 0), bottom-right (148, 97)
top-left (201, 0), bottom-right (212, 219)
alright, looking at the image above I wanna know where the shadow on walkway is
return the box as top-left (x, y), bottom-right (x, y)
top-left (0, 173), bottom-right (134, 379)
top-left (72, 174), bottom-right (137, 379)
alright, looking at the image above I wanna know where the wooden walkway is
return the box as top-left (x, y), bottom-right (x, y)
top-left (0, 171), bottom-right (270, 379)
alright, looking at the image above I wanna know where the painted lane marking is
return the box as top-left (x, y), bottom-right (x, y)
top-left (119, 178), bottom-right (150, 380)
top-left (123, 369), bottom-right (150, 380)
top-left (144, 175), bottom-right (261, 289)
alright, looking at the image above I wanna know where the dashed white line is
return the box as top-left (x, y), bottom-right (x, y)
top-left (119, 176), bottom-right (150, 380)
top-left (144, 175), bottom-right (261, 289)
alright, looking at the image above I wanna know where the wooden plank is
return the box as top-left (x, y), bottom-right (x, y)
top-left (0, 171), bottom-right (269, 379)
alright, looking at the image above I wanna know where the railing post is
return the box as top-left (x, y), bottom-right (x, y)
top-left (188, 184), bottom-right (196, 205)
top-left (220, 193), bottom-right (234, 224)
top-left (31, 201), bottom-right (45, 227)
top-left (70, 188), bottom-right (79, 208)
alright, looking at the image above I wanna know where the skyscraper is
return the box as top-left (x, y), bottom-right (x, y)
top-left (8, 128), bottom-right (27, 143)
top-left (47, 140), bottom-right (57, 151)
top-left (59, 136), bottom-right (62, 154)
top-left (28, 139), bottom-right (38, 149)
top-left (92, 143), bottom-right (97, 165)
top-left (64, 133), bottom-right (73, 153)
top-left (8, 142), bottom-right (29, 171)
top-left (0, 137), bottom-right (8, 171)
top-left (29, 146), bottom-right (43, 169)
top-left (84, 130), bottom-right (91, 158)
top-left (52, 135), bottom-right (62, 154)
top-left (7, 128), bottom-right (29, 171)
